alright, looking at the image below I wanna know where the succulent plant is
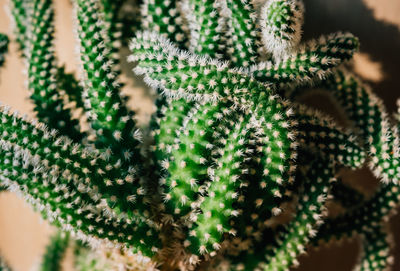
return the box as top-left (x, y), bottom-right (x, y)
top-left (0, 0), bottom-right (398, 270)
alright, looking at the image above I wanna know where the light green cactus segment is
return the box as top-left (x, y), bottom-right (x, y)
top-left (0, 254), bottom-right (11, 271)
top-left (187, 112), bottom-right (256, 255)
top-left (250, 32), bottom-right (359, 86)
top-left (27, 0), bottom-right (83, 141)
top-left (151, 98), bottom-right (192, 162)
top-left (10, 0), bottom-right (28, 52)
top-left (222, 0), bottom-right (258, 67)
top-left (183, 0), bottom-right (225, 58)
top-left (0, 33), bottom-right (8, 67)
top-left (260, 0), bottom-right (304, 58)
top-left (331, 179), bottom-right (364, 209)
top-left (356, 226), bottom-right (394, 271)
top-left (0, 141), bottom-right (159, 256)
top-left (74, 0), bottom-right (143, 168)
top-left (56, 66), bottom-right (85, 111)
top-left (141, 0), bottom-right (188, 48)
top-left (40, 231), bottom-right (69, 271)
top-left (131, 31), bottom-right (298, 193)
top-left (296, 105), bottom-right (366, 169)
top-left (162, 102), bottom-right (225, 217)
top-left (242, 157), bottom-right (332, 271)
top-left (321, 69), bottom-right (400, 183)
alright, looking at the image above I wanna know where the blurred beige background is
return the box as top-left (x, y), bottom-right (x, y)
top-left (0, 0), bottom-right (399, 270)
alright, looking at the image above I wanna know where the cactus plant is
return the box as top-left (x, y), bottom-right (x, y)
top-left (0, 0), bottom-right (399, 270)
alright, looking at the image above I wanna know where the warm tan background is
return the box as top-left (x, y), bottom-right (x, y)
top-left (0, 0), bottom-right (399, 270)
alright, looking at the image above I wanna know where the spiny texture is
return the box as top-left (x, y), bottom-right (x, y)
top-left (27, 0), bottom-right (83, 141)
top-left (260, 0), bottom-right (304, 59)
top-left (1, 0), bottom-right (399, 270)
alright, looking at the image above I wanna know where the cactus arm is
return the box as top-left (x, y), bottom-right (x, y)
top-left (23, 0), bottom-right (84, 141)
top-left (40, 231), bottom-right (70, 271)
top-left (250, 32), bottom-right (359, 86)
top-left (260, 0), bottom-right (304, 59)
top-left (355, 225), bottom-right (394, 271)
top-left (220, 0), bottom-right (258, 67)
top-left (73, 0), bottom-right (142, 168)
top-left (296, 105), bottom-right (366, 169)
top-left (181, 0), bottom-right (225, 58)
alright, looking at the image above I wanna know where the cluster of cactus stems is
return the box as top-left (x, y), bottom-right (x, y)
top-left (0, 0), bottom-right (399, 270)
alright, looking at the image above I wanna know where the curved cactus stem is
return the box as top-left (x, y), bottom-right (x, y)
top-left (181, 0), bottom-right (225, 58)
top-left (250, 32), bottom-right (359, 86)
top-left (40, 231), bottom-right (70, 271)
top-left (293, 69), bottom-right (400, 183)
top-left (229, 155), bottom-right (333, 270)
top-left (220, 0), bottom-right (258, 67)
top-left (295, 104), bottom-right (366, 169)
top-left (26, 0), bottom-right (83, 141)
top-left (161, 102), bottom-right (225, 219)
top-left (260, 0), bottom-right (304, 59)
top-left (186, 110), bottom-right (257, 255)
top-left (354, 225), bottom-right (394, 271)
top-left (73, 0), bottom-right (143, 169)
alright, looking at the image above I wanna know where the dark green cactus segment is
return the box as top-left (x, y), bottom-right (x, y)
top-left (250, 32), bottom-right (359, 85)
top-left (0, 105), bottom-right (161, 243)
top-left (238, 157), bottom-right (332, 270)
top-left (184, 0), bottom-right (225, 58)
top-left (0, 34), bottom-right (9, 67)
top-left (357, 226), bottom-right (394, 271)
top-left (313, 180), bottom-right (400, 247)
top-left (141, 0), bottom-right (188, 48)
top-left (0, 141), bottom-right (159, 256)
top-left (321, 69), bottom-right (400, 182)
top-left (27, 0), bottom-right (83, 141)
top-left (260, 0), bottom-right (304, 58)
top-left (187, 111), bottom-right (256, 255)
top-left (40, 231), bottom-right (69, 271)
top-left (74, 0), bottom-right (142, 168)
top-left (296, 105), bottom-right (366, 169)
top-left (162, 102), bottom-right (224, 217)
top-left (100, 0), bottom-right (124, 49)
top-left (331, 179), bottom-right (364, 209)
top-left (222, 0), bottom-right (258, 67)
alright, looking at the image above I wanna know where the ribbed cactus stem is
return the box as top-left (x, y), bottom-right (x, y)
top-left (27, 0), bottom-right (83, 141)
top-left (260, 0), bottom-right (304, 59)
